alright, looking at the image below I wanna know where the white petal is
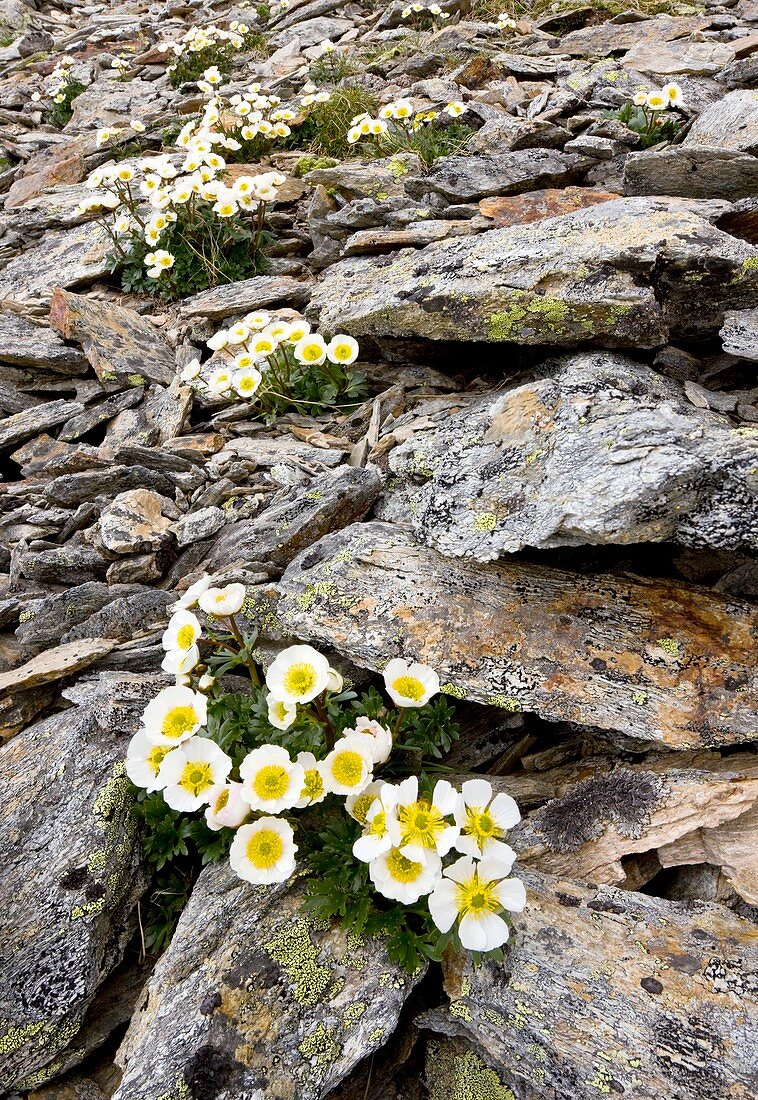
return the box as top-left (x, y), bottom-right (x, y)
top-left (490, 792), bottom-right (521, 829)
top-left (493, 876), bottom-right (527, 913)
top-left (454, 834), bottom-right (483, 859)
top-left (427, 881), bottom-right (459, 933)
top-left (461, 778), bottom-right (492, 808)
top-left (443, 855), bottom-right (476, 884)
top-left (432, 779), bottom-right (459, 816)
top-left (459, 911), bottom-right (509, 952)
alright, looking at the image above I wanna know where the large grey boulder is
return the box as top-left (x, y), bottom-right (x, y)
top-left (114, 864), bottom-right (422, 1100)
top-left (407, 150), bottom-right (589, 203)
top-left (310, 198), bottom-right (758, 348)
top-left (377, 354), bottom-right (758, 556)
top-left (0, 673), bottom-right (154, 1092)
top-left (624, 146), bottom-right (758, 202)
top-left (684, 90), bottom-right (758, 155)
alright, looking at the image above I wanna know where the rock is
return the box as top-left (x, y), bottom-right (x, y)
top-left (272, 14), bottom-right (353, 48)
top-left (621, 38), bottom-right (736, 77)
top-left (0, 638), bottom-right (116, 693)
top-left (342, 219), bottom-right (482, 255)
top-left (721, 309), bottom-right (758, 361)
top-left (58, 388), bottom-right (145, 443)
top-left (50, 290), bottom-right (176, 386)
top-left (424, 868), bottom-right (758, 1100)
top-left (0, 225), bottom-right (112, 306)
top-left (479, 186), bottom-right (620, 226)
top-left (66, 78), bottom-right (168, 135)
top-left (98, 489), bottom-right (176, 555)
top-left (624, 146), bottom-right (758, 201)
top-left (19, 543), bottom-right (110, 585)
top-left (557, 14), bottom-right (713, 57)
top-left (0, 309), bottom-right (87, 374)
top-left (685, 89), bottom-right (758, 154)
top-left (377, 354), bottom-right (758, 555)
top-left (276, 521), bottom-right (758, 749)
top-left (15, 582), bottom-right (144, 656)
top-left (0, 674), bottom-right (151, 1091)
top-left (113, 863), bottom-right (422, 1100)
top-left (506, 750), bottom-right (758, 902)
top-left (0, 398), bottom-right (86, 451)
top-left (171, 506), bottom-right (227, 548)
top-left (179, 275), bottom-right (311, 321)
top-left (309, 198), bottom-right (758, 348)
top-left (407, 150), bottom-right (589, 203)
top-left (209, 465), bottom-right (382, 574)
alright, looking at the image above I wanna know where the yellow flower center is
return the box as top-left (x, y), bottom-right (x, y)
top-left (301, 344), bottom-right (323, 362)
top-left (398, 800), bottom-right (446, 850)
top-left (301, 769), bottom-right (324, 802)
top-left (161, 705), bottom-right (198, 740)
top-left (253, 765), bottom-right (290, 801)
top-left (246, 828), bottom-right (284, 869)
top-left (282, 663), bottom-right (318, 697)
top-left (464, 806), bottom-right (501, 846)
top-left (147, 744), bottom-right (170, 774)
top-left (351, 792), bottom-right (377, 824)
top-left (330, 750), bottom-right (365, 788)
top-left (391, 675), bottom-right (425, 701)
top-left (331, 343), bottom-right (351, 361)
top-left (368, 810), bottom-right (387, 837)
top-left (179, 761), bottom-right (214, 796)
top-left (385, 848), bottom-right (423, 883)
top-left (456, 874), bottom-right (500, 916)
top-left (214, 788), bottom-right (230, 812)
top-left (239, 376), bottom-right (258, 393)
top-left (175, 624), bottom-right (196, 650)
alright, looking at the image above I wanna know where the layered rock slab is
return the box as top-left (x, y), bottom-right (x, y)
top-left (426, 869), bottom-right (758, 1100)
top-left (114, 863), bottom-right (421, 1100)
top-left (276, 522), bottom-right (758, 749)
top-left (310, 198), bottom-right (758, 348)
top-left (0, 673), bottom-right (153, 1091)
top-left (377, 354), bottom-right (758, 556)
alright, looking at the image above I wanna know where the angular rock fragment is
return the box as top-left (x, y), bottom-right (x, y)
top-left (377, 354), bottom-right (758, 555)
top-left (50, 289), bottom-right (176, 386)
top-left (98, 489), bottom-right (176, 555)
top-left (0, 638), bottom-right (116, 693)
top-left (114, 863), bottom-right (422, 1100)
top-left (276, 522), bottom-right (758, 749)
top-left (624, 146), bottom-right (758, 201)
top-left (310, 198), bottom-right (758, 348)
top-left (684, 90), bottom-right (758, 155)
top-left (0, 309), bottom-right (87, 374)
top-left (0, 399), bottom-right (86, 451)
top-left (0, 674), bottom-right (152, 1091)
top-left (721, 309), bottom-right (758, 361)
top-left (426, 869), bottom-right (758, 1100)
top-left (407, 150), bottom-right (589, 203)
top-left (208, 465), bottom-right (381, 574)
top-left (0, 225), bottom-right (111, 305)
top-left (179, 275), bottom-right (311, 320)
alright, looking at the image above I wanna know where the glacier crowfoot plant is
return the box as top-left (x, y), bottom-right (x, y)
top-left (128, 580), bottom-right (526, 970)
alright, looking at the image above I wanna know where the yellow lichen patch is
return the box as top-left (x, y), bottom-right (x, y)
top-left (343, 1002), bottom-right (366, 1028)
top-left (298, 1023), bottom-right (341, 1068)
top-left (427, 1044), bottom-right (516, 1100)
top-left (263, 919), bottom-right (332, 1007)
top-left (472, 512), bottom-right (497, 533)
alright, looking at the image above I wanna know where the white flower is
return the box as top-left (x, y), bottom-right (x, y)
top-left (207, 329), bottom-right (229, 351)
top-left (267, 320), bottom-right (291, 342)
top-left (233, 367), bottom-right (263, 399)
top-left (227, 320), bottom-right (251, 344)
top-left (326, 334), bottom-right (359, 365)
top-left (162, 609), bottom-right (202, 654)
top-left (323, 734), bottom-right (374, 796)
top-left (267, 694), bottom-right (297, 730)
top-left (141, 685), bottom-right (207, 746)
top-left (294, 751), bottom-right (328, 807)
top-left (383, 658), bottom-right (439, 707)
top-left (293, 333), bottom-right (327, 366)
top-left (454, 778), bottom-right (520, 863)
top-left (204, 781), bottom-right (249, 830)
top-left (207, 366), bottom-right (233, 395)
top-left (213, 196), bottom-right (239, 218)
top-left (326, 668), bottom-right (343, 693)
top-left (353, 784), bottom-right (401, 862)
top-left (239, 744), bottom-right (304, 812)
top-left (130, 119), bottom-right (146, 132)
top-left (265, 644), bottom-right (331, 704)
top-left (444, 101), bottom-right (466, 117)
top-left (350, 716), bottom-right (392, 764)
top-left (160, 735), bottom-right (232, 811)
top-left (170, 573), bottom-right (212, 611)
top-left (427, 854), bottom-right (526, 951)
top-left (662, 81), bottom-right (684, 107)
top-left (395, 776), bottom-right (460, 863)
top-left (161, 645), bottom-right (200, 676)
top-left (198, 672), bottom-right (216, 691)
top-left (646, 91), bottom-right (668, 111)
top-left (370, 846), bottom-right (441, 903)
top-left (249, 331), bottom-right (278, 358)
top-left (198, 583), bottom-right (246, 616)
top-left (125, 729), bottom-right (173, 792)
top-left (286, 318), bottom-right (310, 343)
top-left (632, 91), bottom-right (648, 107)
top-left (180, 358), bottom-right (202, 382)
top-left (229, 817), bottom-right (297, 884)
top-left (245, 310), bottom-right (271, 330)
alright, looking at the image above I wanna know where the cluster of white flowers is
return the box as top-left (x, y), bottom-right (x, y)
top-left (77, 124), bottom-right (284, 279)
top-left (347, 98), bottom-right (467, 145)
top-left (128, 593), bottom-right (526, 953)
top-left (181, 312), bottom-right (359, 406)
top-left (30, 55), bottom-right (82, 107)
top-left (158, 22), bottom-right (246, 66)
top-left (401, 3), bottom-right (450, 20)
top-left (494, 13), bottom-right (518, 31)
top-left (632, 82), bottom-right (684, 112)
top-left (191, 80), bottom-right (330, 148)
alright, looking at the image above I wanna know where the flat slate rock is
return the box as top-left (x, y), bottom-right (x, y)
top-left (408, 150), bottom-right (589, 203)
top-left (0, 637), bottom-right (116, 692)
top-left (114, 863), bottom-right (422, 1100)
top-left (179, 275), bottom-right (311, 320)
top-left (50, 289), bottom-right (176, 386)
top-left (0, 224), bottom-right (111, 305)
top-left (0, 398), bottom-right (86, 452)
top-left (624, 146), bottom-right (758, 202)
top-left (276, 521), bottom-right (758, 750)
top-left (0, 674), bottom-right (152, 1092)
top-left (721, 309), bottom-right (758, 361)
top-left (377, 353), bottom-right (758, 555)
top-left (425, 868), bottom-right (758, 1100)
top-left (0, 309), bottom-right (87, 373)
top-left (684, 89), bottom-right (758, 154)
top-left (310, 198), bottom-right (758, 349)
